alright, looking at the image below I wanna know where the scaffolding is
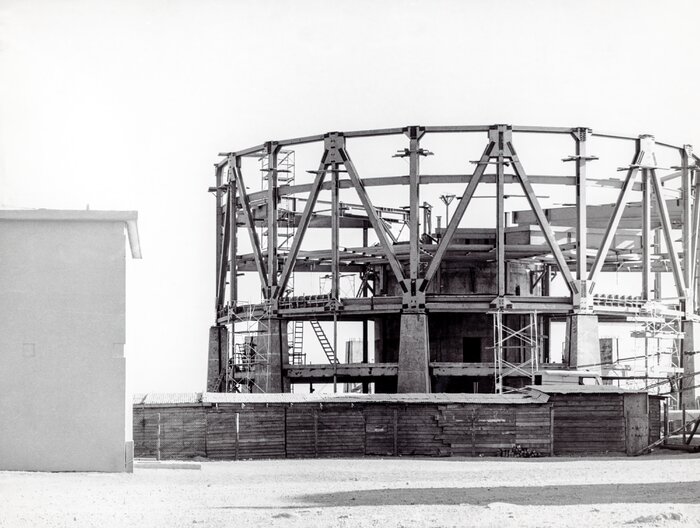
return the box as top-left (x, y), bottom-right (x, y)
top-left (492, 311), bottom-right (540, 393)
top-left (627, 307), bottom-right (685, 403)
top-left (227, 303), bottom-right (271, 393)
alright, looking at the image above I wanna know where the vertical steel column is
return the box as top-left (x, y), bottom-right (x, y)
top-left (362, 226), bottom-right (369, 393)
top-left (230, 162), bottom-right (238, 309)
top-left (691, 155), bottom-right (700, 310)
top-left (215, 164), bottom-right (223, 311)
top-left (496, 129), bottom-right (506, 297)
top-left (266, 142), bottom-right (280, 299)
top-left (331, 163), bottom-right (340, 300)
top-left (642, 169), bottom-right (652, 300)
top-left (682, 145), bottom-right (694, 314)
top-left (406, 127), bottom-right (424, 287)
top-left (574, 129), bottom-right (588, 282)
top-left (654, 229), bottom-right (662, 300)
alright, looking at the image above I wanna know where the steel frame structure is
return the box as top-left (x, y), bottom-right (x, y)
top-left (210, 124), bottom-right (700, 401)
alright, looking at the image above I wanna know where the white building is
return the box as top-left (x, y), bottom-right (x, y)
top-left (0, 210), bottom-right (141, 472)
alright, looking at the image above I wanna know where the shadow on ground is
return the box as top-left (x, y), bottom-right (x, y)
top-left (288, 482), bottom-right (700, 508)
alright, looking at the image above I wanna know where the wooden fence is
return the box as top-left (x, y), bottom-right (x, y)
top-left (133, 389), bottom-right (660, 459)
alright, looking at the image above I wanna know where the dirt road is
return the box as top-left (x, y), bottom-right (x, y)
top-left (2, 453), bottom-right (699, 527)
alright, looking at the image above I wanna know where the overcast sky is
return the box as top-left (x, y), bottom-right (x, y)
top-left (2, 0), bottom-right (699, 393)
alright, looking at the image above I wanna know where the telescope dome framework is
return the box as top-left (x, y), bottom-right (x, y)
top-left (208, 124), bottom-right (700, 402)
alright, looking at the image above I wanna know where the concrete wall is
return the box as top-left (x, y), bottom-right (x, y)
top-left (375, 312), bottom-right (539, 365)
top-left (381, 261), bottom-right (539, 297)
top-left (0, 212), bottom-right (138, 472)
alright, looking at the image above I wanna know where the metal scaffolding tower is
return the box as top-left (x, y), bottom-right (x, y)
top-left (228, 303), bottom-right (271, 393)
top-left (492, 311), bottom-right (540, 393)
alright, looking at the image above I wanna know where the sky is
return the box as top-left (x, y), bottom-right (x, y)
top-left (1, 0), bottom-right (700, 393)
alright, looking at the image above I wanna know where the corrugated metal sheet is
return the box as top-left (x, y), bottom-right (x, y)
top-left (133, 393), bottom-right (202, 405)
top-left (204, 392), bottom-right (541, 404)
top-left (527, 384), bottom-right (647, 395)
top-left (130, 391), bottom-right (550, 405)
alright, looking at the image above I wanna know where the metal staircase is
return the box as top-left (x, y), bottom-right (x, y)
top-left (310, 319), bottom-right (338, 364)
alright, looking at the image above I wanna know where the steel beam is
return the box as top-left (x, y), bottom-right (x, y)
top-left (508, 143), bottom-right (576, 295)
top-left (420, 141), bottom-right (495, 290)
top-left (650, 168), bottom-right (687, 298)
top-left (275, 159), bottom-right (329, 299)
top-left (341, 147), bottom-right (407, 289)
top-left (232, 161), bottom-right (269, 295)
top-left (587, 142), bottom-right (644, 292)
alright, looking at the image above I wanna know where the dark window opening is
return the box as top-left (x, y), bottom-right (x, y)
top-left (462, 337), bottom-right (481, 363)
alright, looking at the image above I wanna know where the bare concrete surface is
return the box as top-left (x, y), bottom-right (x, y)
top-left (1, 454), bottom-right (699, 527)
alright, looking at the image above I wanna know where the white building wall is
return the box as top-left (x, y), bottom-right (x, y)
top-left (0, 211), bottom-right (138, 472)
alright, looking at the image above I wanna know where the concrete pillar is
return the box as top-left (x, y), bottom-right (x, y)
top-left (565, 314), bottom-right (600, 371)
top-left (256, 318), bottom-right (289, 393)
top-left (681, 321), bottom-right (700, 408)
top-left (207, 326), bottom-right (228, 392)
top-left (397, 312), bottom-right (430, 392)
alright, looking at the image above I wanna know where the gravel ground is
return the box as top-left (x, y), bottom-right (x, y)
top-left (2, 453), bottom-right (700, 527)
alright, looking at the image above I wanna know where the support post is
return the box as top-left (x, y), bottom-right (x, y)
top-left (496, 134), bottom-right (506, 298)
top-left (397, 312), bottom-right (430, 393)
top-left (214, 164), bottom-right (224, 311)
top-left (362, 226), bottom-right (370, 394)
top-left (331, 163), bottom-right (340, 301)
top-left (574, 128), bottom-right (589, 282)
top-left (568, 127), bottom-right (596, 306)
top-left (406, 126), bottom-right (425, 287)
top-left (266, 142), bottom-right (280, 299)
top-left (565, 314), bottom-right (600, 371)
top-left (256, 318), bottom-right (289, 393)
top-left (681, 320), bottom-right (700, 408)
top-left (230, 172), bottom-right (237, 308)
top-left (682, 145), bottom-right (694, 315)
top-left (207, 325), bottom-right (228, 392)
top-left (654, 229), bottom-right (662, 300)
top-left (642, 169), bottom-right (652, 300)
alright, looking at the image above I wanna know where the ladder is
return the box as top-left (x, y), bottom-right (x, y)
top-left (310, 319), bottom-right (338, 364)
top-left (290, 320), bottom-right (305, 365)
